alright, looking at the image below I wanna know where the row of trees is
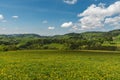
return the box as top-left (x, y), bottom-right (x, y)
top-left (0, 30), bottom-right (119, 51)
top-left (0, 37), bottom-right (116, 51)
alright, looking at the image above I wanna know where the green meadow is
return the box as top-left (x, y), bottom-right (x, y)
top-left (0, 50), bottom-right (119, 80)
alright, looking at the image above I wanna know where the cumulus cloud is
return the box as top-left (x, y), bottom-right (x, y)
top-left (0, 14), bottom-right (7, 23)
top-left (77, 1), bottom-right (120, 30)
top-left (105, 15), bottom-right (120, 28)
top-left (0, 14), bottom-right (4, 20)
top-left (72, 25), bottom-right (78, 30)
top-left (63, 0), bottom-right (77, 5)
top-left (12, 16), bottom-right (19, 19)
top-left (61, 21), bottom-right (73, 28)
top-left (48, 26), bottom-right (55, 30)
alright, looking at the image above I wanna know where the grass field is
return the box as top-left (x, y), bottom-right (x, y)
top-left (0, 50), bottom-right (120, 80)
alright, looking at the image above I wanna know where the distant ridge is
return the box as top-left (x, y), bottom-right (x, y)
top-left (0, 29), bottom-right (120, 37)
top-left (0, 29), bottom-right (119, 51)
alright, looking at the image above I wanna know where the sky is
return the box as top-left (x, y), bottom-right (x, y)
top-left (0, 0), bottom-right (120, 35)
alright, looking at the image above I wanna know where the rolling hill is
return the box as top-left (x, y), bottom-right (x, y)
top-left (0, 29), bottom-right (120, 51)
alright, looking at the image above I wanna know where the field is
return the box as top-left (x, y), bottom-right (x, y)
top-left (0, 50), bottom-right (120, 79)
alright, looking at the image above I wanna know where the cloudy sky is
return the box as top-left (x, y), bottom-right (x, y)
top-left (0, 0), bottom-right (120, 35)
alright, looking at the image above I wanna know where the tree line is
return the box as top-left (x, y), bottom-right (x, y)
top-left (0, 30), bottom-right (118, 51)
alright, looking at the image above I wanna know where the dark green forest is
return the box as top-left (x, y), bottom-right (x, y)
top-left (0, 29), bottom-right (120, 51)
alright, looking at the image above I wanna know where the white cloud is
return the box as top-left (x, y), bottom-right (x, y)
top-left (48, 26), bottom-right (55, 30)
top-left (60, 1), bottom-right (120, 31)
top-left (0, 14), bottom-right (7, 23)
top-left (105, 16), bottom-right (120, 28)
top-left (77, 1), bottom-right (120, 30)
top-left (12, 16), bottom-right (19, 19)
top-left (63, 0), bottom-right (77, 5)
top-left (61, 21), bottom-right (73, 28)
top-left (72, 25), bottom-right (78, 30)
top-left (0, 14), bottom-right (4, 20)
top-left (42, 20), bottom-right (48, 24)
top-left (105, 16), bottom-right (120, 24)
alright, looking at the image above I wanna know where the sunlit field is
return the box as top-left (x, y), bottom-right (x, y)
top-left (0, 50), bottom-right (120, 79)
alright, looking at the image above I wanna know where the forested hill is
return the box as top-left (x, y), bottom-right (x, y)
top-left (0, 29), bottom-right (120, 51)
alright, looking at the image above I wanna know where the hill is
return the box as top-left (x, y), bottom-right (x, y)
top-left (0, 29), bottom-right (120, 51)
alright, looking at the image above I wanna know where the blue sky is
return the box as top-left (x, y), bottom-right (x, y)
top-left (0, 0), bottom-right (119, 35)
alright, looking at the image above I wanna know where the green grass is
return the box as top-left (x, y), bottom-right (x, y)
top-left (0, 50), bottom-right (120, 79)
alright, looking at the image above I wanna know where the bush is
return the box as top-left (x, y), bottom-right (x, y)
top-left (0, 45), bottom-right (8, 51)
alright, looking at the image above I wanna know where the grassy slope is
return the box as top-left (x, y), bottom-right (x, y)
top-left (0, 50), bottom-right (120, 79)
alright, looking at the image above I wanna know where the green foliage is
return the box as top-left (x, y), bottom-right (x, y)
top-left (42, 43), bottom-right (65, 50)
top-left (0, 29), bottom-right (120, 51)
top-left (0, 45), bottom-right (8, 51)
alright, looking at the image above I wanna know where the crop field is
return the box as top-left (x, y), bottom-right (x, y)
top-left (0, 50), bottom-right (120, 80)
